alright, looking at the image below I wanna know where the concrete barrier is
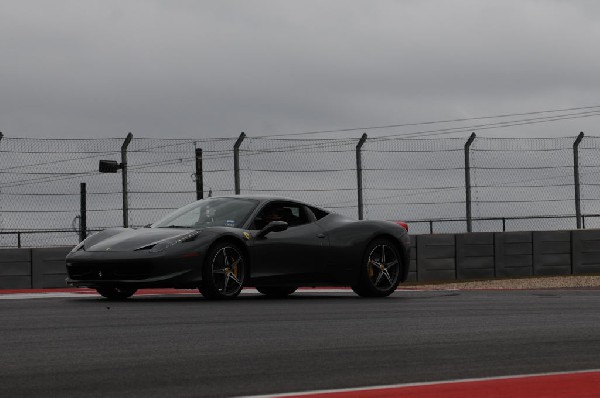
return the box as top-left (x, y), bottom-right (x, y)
top-left (407, 237), bottom-right (417, 282)
top-left (31, 247), bottom-right (71, 288)
top-left (416, 234), bottom-right (456, 282)
top-left (533, 231), bottom-right (571, 276)
top-left (572, 230), bottom-right (600, 274)
top-left (494, 231), bottom-right (533, 278)
top-left (0, 249), bottom-right (32, 289)
top-left (1, 228), bottom-right (600, 289)
top-left (456, 233), bottom-right (495, 280)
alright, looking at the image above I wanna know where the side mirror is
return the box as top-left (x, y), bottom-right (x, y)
top-left (99, 160), bottom-right (122, 173)
top-left (257, 221), bottom-right (288, 238)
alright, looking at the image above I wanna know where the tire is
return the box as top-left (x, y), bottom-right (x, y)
top-left (256, 286), bottom-right (297, 298)
top-left (96, 287), bottom-right (137, 300)
top-left (199, 241), bottom-right (246, 300)
top-left (352, 238), bottom-right (402, 298)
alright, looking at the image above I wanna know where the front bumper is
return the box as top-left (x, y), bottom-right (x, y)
top-left (65, 250), bottom-right (205, 288)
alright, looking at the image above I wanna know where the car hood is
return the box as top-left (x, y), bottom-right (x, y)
top-left (85, 228), bottom-right (198, 252)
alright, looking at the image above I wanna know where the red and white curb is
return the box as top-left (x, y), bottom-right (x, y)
top-left (241, 369), bottom-right (600, 398)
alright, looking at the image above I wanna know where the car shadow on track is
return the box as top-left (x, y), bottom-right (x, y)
top-left (67, 291), bottom-right (456, 304)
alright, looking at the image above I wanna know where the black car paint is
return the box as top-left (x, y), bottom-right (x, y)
top-left (316, 214), bottom-right (411, 284)
top-left (248, 222), bottom-right (329, 285)
top-left (67, 226), bottom-right (243, 288)
top-left (66, 196), bottom-right (410, 289)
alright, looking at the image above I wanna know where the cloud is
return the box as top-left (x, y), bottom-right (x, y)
top-left (1, 0), bottom-right (600, 139)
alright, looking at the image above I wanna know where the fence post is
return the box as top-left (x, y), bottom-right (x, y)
top-left (0, 132), bottom-right (3, 216)
top-left (356, 133), bottom-right (368, 220)
top-left (464, 132), bottom-right (477, 233)
top-left (573, 132), bottom-right (584, 229)
top-left (195, 148), bottom-right (204, 200)
top-left (121, 132), bottom-right (133, 228)
top-left (233, 132), bottom-right (246, 195)
top-left (0, 133), bottom-right (3, 239)
top-left (79, 182), bottom-right (87, 242)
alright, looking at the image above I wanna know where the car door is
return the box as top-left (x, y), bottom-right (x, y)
top-left (248, 201), bottom-right (330, 286)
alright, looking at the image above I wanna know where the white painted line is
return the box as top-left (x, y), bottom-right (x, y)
top-left (238, 368), bottom-right (600, 398)
top-left (0, 292), bottom-right (95, 300)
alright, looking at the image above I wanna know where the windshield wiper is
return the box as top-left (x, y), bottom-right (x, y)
top-left (158, 225), bottom-right (191, 229)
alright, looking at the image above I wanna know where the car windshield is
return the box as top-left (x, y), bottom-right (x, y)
top-left (151, 197), bottom-right (259, 229)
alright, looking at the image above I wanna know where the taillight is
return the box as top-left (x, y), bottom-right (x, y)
top-left (394, 221), bottom-right (409, 232)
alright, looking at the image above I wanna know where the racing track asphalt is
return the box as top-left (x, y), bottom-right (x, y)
top-left (1, 289), bottom-right (600, 397)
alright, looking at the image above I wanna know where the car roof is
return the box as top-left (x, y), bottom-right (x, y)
top-left (206, 195), bottom-right (330, 212)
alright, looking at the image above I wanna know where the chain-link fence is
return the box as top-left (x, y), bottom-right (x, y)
top-left (470, 137), bottom-right (577, 232)
top-left (361, 137), bottom-right (466, 233)
top-left (0, 133), bottom-right (597, 246)
top-left (240, 137), bottom-right (358, 219)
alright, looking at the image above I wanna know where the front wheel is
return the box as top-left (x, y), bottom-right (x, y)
top-left (96, 287), bottom-right (137, 300)
top-left (256, 286), bottom-right (297, 298)
top-left (200, 242), bottom-right (246, 300)
top-left (352, 238), bottom-right (402, 298)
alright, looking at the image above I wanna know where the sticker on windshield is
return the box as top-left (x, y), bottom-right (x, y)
top-left (225, 220), bottom-right (235, 227)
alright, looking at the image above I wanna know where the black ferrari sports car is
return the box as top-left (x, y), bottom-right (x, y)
top-left (66, 196), bottom-right (410, 299)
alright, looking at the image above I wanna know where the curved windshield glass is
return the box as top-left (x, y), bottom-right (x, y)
top-left (151, 197), bottom-right (259, 229)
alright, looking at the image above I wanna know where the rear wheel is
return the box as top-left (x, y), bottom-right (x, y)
top-left (96, 287), bottom-right (137, 300)
top-left (200, 242), bottom-right (246, 300)
top-left (256, 286), bottom-right (297, 298)
top-left (352, 238), bottom-right (402, 298)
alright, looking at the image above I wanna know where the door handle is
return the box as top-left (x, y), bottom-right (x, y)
top-left (316, 233), bottom-right (326, 238)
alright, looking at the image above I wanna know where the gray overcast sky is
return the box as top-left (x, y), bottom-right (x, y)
top-left (1, 0), bottom-right (600, 140)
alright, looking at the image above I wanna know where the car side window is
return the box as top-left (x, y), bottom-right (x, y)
top-left (308, 206), bottom-right (329, 220)
top-left (253, 202), bottom-right (312, 230)
top-left (302, 206), bottom-right (317, 223)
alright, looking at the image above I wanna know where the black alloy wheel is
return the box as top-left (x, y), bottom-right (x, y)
top-left (96, 287), bottom-right (137, 300)
top-left (200, 242), bottom-right (246, 299)
top-left (352, 238), bottom-right (402, 298)
top-left (256, 286), bottom-right (298, 298)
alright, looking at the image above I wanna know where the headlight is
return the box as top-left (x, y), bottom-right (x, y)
top-left (149, 231), bottom-right (200, 253)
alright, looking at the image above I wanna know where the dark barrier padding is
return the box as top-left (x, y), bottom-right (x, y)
top-left (456, 233), bottom-right (495, 280)
top-left (416, 234), bottom-right (456, 282)
top-left (533, 231), bottom-right (572, 276)
top-left (31, 247), bottom-right (71, 288)
top-left (2, 229), bottom-right (599, 290)
top-left (572, 230), bottom-right (600, 274)
top-left (0, 249), bottom-right (32, 289)
top-left (405, 236), bottom-right (417, 282)
top-left (494, 231), bottom-right (533, 277)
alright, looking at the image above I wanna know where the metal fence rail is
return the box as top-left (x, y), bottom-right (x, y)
top-left (0, 132), bottom-right (598, 247)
